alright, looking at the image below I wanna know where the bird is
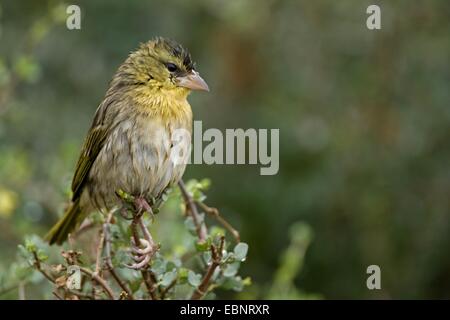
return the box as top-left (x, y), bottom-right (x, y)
top-left (45, 37), bottom-right (209, 249)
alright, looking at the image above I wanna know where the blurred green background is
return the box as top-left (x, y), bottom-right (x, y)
top-left (1, 0), bottom-right (449, 299)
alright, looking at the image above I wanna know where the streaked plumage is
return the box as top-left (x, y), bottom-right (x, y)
top-left (46, 38), bottom-right (208, 244)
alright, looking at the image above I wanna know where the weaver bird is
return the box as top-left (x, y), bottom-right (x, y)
top-left (45, 38), bottom-right (209, 256)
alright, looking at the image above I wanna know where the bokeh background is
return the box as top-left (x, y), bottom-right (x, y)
top-left (1, 0), bottom-right (449, 299)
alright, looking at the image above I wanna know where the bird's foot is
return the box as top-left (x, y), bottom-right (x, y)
top-left (124, 210), bottom-right (159, 270)
top-left (125, 237), bottom-right (157, 270)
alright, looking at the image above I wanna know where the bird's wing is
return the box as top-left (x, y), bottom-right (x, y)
top-left (71, 101), bottom-right (112, 200)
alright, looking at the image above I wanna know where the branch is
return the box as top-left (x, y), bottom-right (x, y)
top-left (141, 269), bottom-right (159, 300)
top-left (160, 278), bottom-right (177, 300)
top-left (103, 211), bottom-right (134, 300)
top-left (191, 236), bottom-right (224, 300)
top-left (95, 228), bottom-right (105, 276)
top-left (79, 267), bottom-right (115, 300)
top-left (196, 201), bottom-right (240, 243)
top-left (179, 180), bottom-right (208, 241)
top-left (32, 251), bottom-right (56, 283)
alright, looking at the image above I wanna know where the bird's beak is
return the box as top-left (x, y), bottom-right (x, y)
top-left (176, 70), bottom-right (209, 92)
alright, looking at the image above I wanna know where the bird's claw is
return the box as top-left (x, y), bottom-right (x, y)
top-left (125, 237), bottom-right (156, 270)
top-left (131, 238), bottom-right (153, 255)
top-left (134, 197), bottom-right (155, 220)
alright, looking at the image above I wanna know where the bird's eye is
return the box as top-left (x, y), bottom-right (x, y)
top-left (166, 63), bottom-right (178, 72)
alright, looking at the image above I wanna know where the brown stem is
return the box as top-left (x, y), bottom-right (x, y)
top-left (32, 251), bottom-right (55, 283)
top-left (103, 211), bottom-right (134, 300)
top-left (196, 201), bottom-right (241, 243)
top-left (160, 279), bottom-right (177, 300)
top-left (179, 180), bottom-right (207, 241)
top-left (95, 228), bottom-right (105, 276)
top-left (141, 269), bottom-right (159, 300)
top-left (80, 267), bottom-right (115, 300)
top-left (190, 236), bottom-right (224, 300)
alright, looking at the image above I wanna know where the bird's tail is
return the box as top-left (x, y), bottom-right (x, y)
top-left (45, 198), bottom-right (81, 245)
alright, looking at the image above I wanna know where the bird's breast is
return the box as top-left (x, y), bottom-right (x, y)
top-left (88, 110), bottom-right (192, 210)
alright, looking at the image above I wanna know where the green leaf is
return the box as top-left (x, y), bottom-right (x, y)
top-left (37, 249), bottom-right (48, 262)
top-left (199, 178), bottom-right (211, 190)
top-left (24, 239), bottom-right (36, 253)
top-left (195, 237), bottom-right (211, 252)
top-left (161, 269), bottom-right (177, 287)
top-left (223, 262), bottom-right (240, 277)
top-left (178, 268), bottom-right (189, 283)
top-left (242, 276), bottom-right (252, 286)
top-left (234, 242), bottom-right (249, 261)
top-left (151, 259), bottom-right (166, 276)
top-left (187, 270), bottom-right (202, 287)
top-left (203, 251), bottom-right (212, 264)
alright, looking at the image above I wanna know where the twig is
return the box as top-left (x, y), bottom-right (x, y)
top-left (103, 211), bottom-right (134, 300)
top-left (95, 228), bottom-right (105, 276)
top-left (160, 278), bottom-right (177, 300)
top-left (191, 236), bottom-right (225, 300)
top-left (79, 267), bottom-right (115, 300)
top-left (196, 201), bottom-right (240, 243)
top-left (179, 180), bottom-right (207, 241)
top-left (32, 251), bottom-right (55, 283)
top-left (141, 269), bottom-right (159, 300)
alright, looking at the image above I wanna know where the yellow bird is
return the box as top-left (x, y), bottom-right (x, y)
top-left (46, 37), bottom-right (209, 245)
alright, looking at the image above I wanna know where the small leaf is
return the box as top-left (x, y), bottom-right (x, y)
top-left (234, 243), bottom-right (249, 261)
top-left (223, 262), bottom-right (240, 277)
top-left (203, 251), bottom-right (212, 264)
top-left (199, 178), bottom-right (211, 190)
top-left (187, 270), bottom-right (202, 287)
top-left (37, 249), bottom-right (48, 262)
top-left (161, 269), bottom-right (177, 287)
top-left (195, 238), bottom-right (211, 252)
top-left (24, 239), bottom-right (36, 253)
top-left (178, 268), bottom-right (189, 282)
top-left (242, 277), bottom-right (252, 286)
top-left (151, 259), bottom-right (166, 276)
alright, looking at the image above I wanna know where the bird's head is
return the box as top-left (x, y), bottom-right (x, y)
top-left (113, 37), bottom-right (209, 99)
